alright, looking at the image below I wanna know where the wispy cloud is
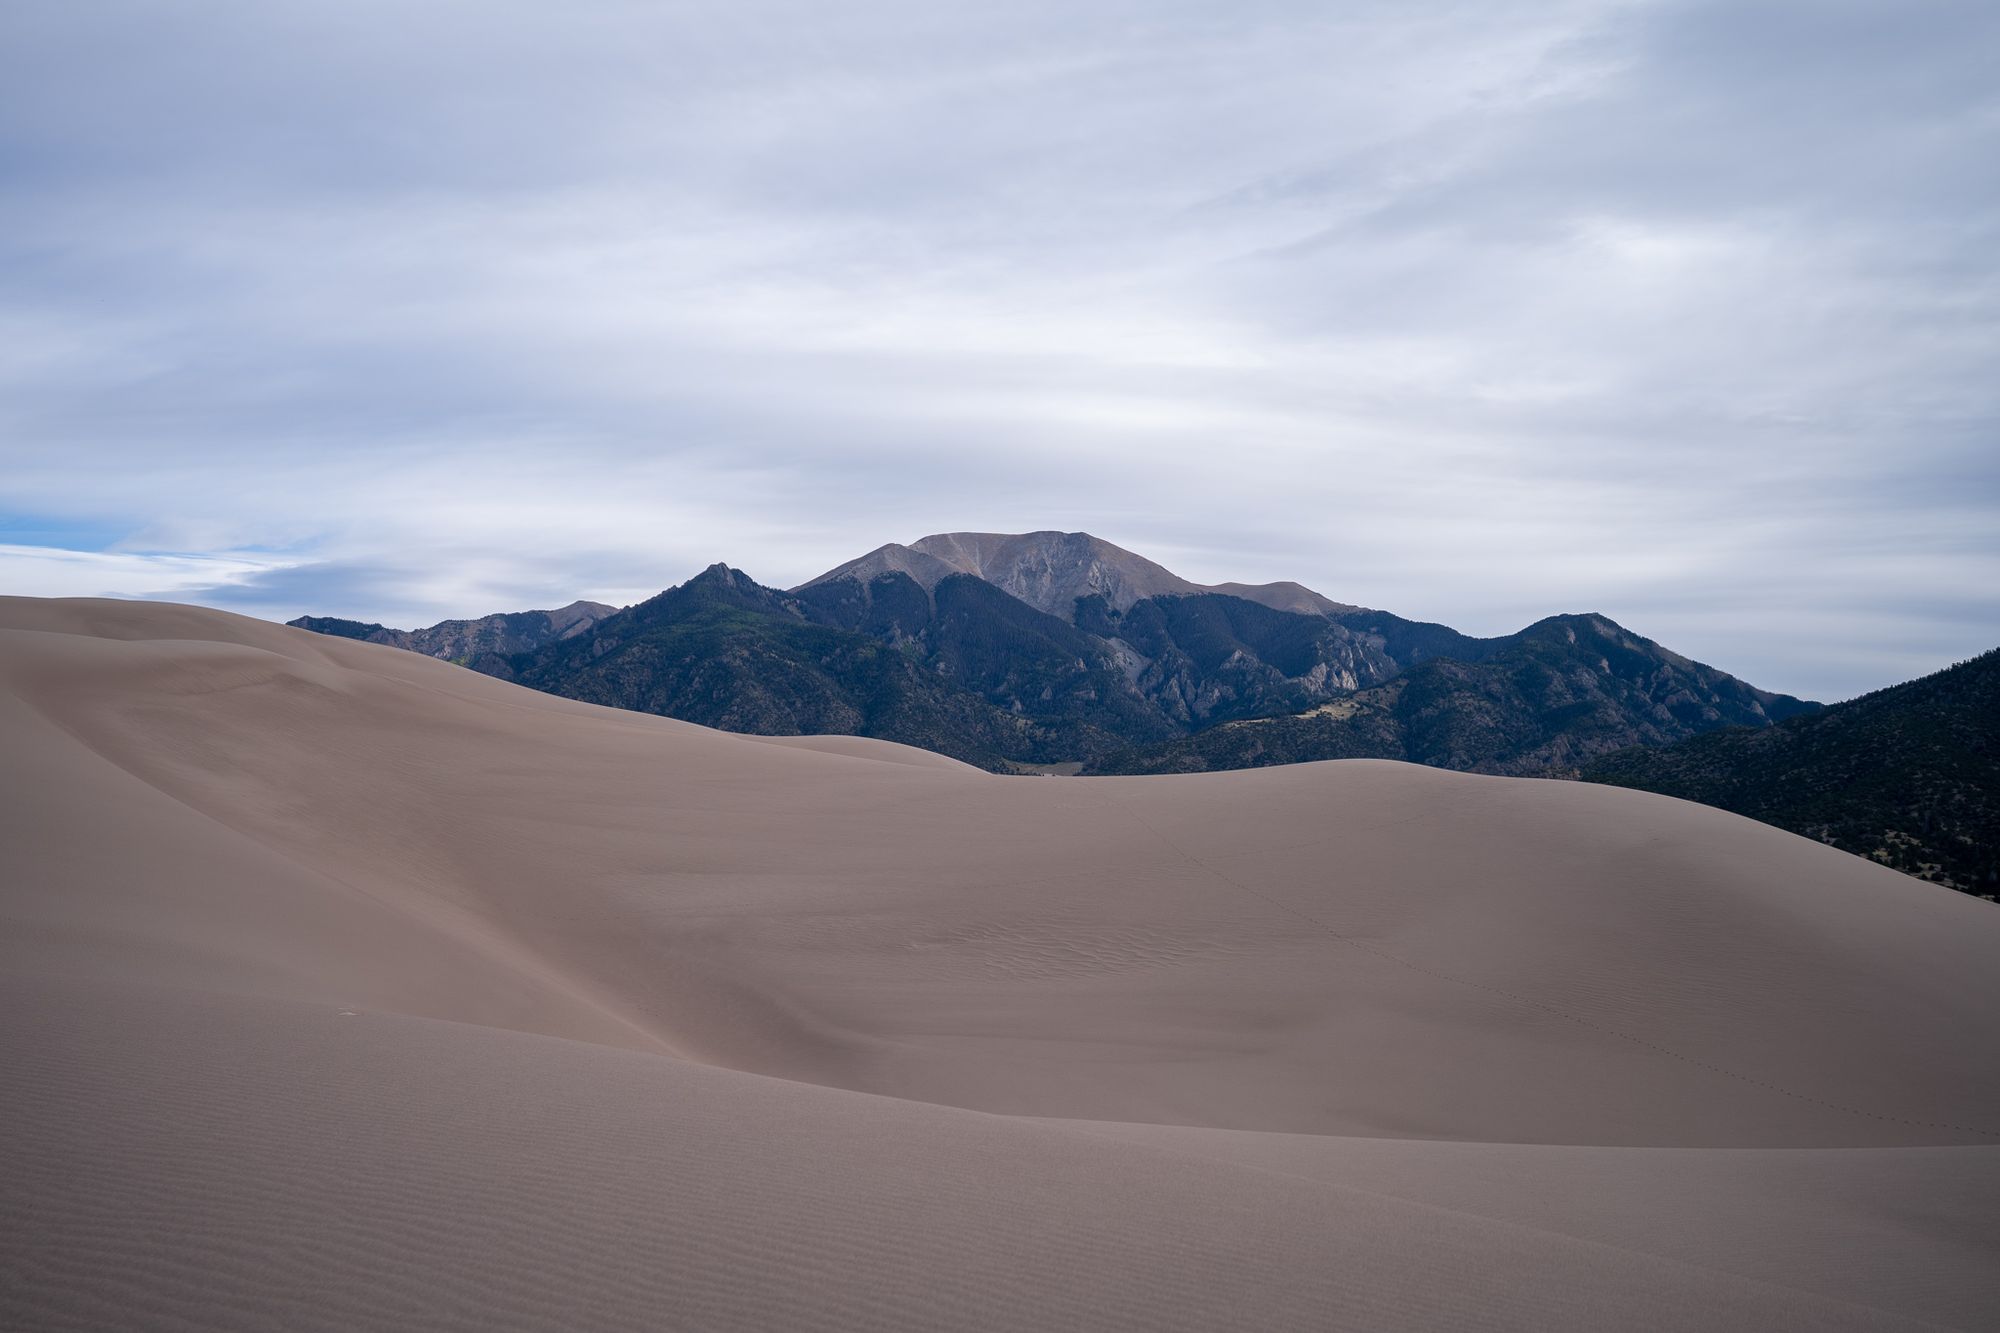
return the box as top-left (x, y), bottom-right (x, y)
top-left (0, 544), bottom-right (289, 601)
top-left (1, 0), bottom-right (1994, 698)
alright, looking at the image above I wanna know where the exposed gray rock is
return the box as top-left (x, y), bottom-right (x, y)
top-left (801, 531), bottom-right (1359, 623)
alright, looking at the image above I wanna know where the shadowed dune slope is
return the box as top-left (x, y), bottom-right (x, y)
top-left (2, 597), bottom-right (1996, 1330)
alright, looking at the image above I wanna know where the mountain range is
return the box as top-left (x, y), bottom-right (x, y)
top-left (292, 530), bottom-right (1816, 777)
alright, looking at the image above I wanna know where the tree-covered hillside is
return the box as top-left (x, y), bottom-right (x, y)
top-left (1583, 649), bottom-right (2000, 898)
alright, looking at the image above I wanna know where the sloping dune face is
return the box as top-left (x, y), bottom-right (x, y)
top-left (2, 598), bottom-right (1996, 1331)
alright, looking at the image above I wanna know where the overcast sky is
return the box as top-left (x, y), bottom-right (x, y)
top-left (2, 0), bottom-right (1995, 700)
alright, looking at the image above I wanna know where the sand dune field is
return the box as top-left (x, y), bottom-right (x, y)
top-left (2, 597), bottom-right (1996, 1330)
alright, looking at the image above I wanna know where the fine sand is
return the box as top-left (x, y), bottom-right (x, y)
top-left (2, 596), bottom-right (1996, 1330)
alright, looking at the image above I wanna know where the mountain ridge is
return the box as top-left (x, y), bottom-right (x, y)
top-left (1083, 611), bottom-right (1819, 778)
top-left (289, 598), bottom-right (618, 663)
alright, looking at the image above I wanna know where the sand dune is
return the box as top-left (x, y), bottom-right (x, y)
top-left (2, 596), bottom-right (1996, 1329)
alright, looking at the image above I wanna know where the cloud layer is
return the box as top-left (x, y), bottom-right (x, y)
top-left (2, 0), bottom-right (1995, 699)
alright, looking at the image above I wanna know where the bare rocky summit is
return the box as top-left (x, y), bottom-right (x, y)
top-left (802, 531), bottom-right (1360, 621)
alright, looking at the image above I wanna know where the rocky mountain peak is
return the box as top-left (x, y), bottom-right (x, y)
top-left (800, 530), bottom-right (1358, 623)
